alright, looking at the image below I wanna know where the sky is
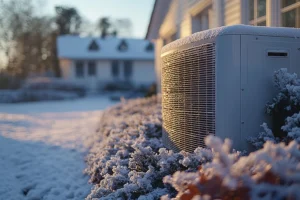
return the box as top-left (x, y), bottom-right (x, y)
top-left (44, 0), bottom-right (155, 39)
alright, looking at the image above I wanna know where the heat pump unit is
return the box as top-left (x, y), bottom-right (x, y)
top-left (161, 25), bottom-right (300, 153)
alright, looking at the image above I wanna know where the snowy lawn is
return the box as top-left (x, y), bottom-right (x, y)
top-left (0, 96), bottom-right (116, 200)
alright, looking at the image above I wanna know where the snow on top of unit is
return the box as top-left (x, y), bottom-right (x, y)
top-left (161, 25), bottom-right (300, 54)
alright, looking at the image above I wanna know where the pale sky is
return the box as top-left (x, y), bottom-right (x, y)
top-left (43, 0), bottom-right (155, 38)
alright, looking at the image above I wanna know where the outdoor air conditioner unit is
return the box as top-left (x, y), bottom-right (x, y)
top-left (161, 25), bottom-right (300, 153)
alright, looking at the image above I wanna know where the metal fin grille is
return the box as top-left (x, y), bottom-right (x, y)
top-left (162, 43), bottom-right (216, 153)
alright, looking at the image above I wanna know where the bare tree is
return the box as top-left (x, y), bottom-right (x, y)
top-left (55, 6), bottom-right (82, 35)
top-left (97, 17), bottom-right (111, 38)
top-left (0, 0), bottom-right (60, 77)
top-left (0, 0), bottom-right (35, 74)
top-left (13, 16), bottom-right (55, 77)
top-left (96, 17), bottom-right (133, 38)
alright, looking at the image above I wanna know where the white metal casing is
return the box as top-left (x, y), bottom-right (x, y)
top-left (161, 25), bottom-right (300, 152)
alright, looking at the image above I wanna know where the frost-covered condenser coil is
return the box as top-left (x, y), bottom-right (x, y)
top-left (162, 43), bottom-right (216, 152)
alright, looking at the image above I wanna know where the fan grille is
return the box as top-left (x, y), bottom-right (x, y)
top-left (162, 43), bottom-right (216, 152)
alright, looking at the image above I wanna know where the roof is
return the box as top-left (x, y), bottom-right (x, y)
top-left (57, 36), bottom-right (154, 60)
top-left (145, 0), bottom-right (172, 40)
top-left (162, 25), bottom-right (300, 54)
top-left (145, 0), bottom-right (157, 39)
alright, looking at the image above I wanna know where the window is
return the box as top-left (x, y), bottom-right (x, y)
top-left (88, 61), bottom-right (96, 76)
top-left (75, 61), bottom-right (84, 78)
top-left (88, 40), bottom-right (99, 51)
top-left (282, 0), bottom-right (299, 7)
top-left (145, 42), bottom-right (154, 52)
top-left (249, 0), bottom-right (266, 26)
top-left (118, 40), bottom-right (128, 52)
top-left (124, 61), bottom-right (133, 79)
top-left (111, 60), bottom-right (119, 77)
top-left (190, 5), bottom-right (213, 36)
top-left (281, 0), bottom-right (300, 28)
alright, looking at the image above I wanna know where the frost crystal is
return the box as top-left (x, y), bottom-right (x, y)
top-left (166, 136), bottom-right (300, 200)
top-left (85, 96), bottom-right (212, 199)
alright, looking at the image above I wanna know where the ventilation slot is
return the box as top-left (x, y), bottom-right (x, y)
top-left (162, 43), bottom-right (216, 153)
top-left (267, 51), bottom-right (288, 57)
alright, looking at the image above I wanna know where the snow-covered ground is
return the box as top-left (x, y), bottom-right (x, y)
top-left (0, 96), bottom-right (116, 200)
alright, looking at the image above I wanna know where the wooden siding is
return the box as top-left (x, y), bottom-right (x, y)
top-left (224, 0), bottom-right (241, 25)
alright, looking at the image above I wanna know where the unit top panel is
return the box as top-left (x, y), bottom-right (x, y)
top-left (161, 25), bottom-right (300, 54)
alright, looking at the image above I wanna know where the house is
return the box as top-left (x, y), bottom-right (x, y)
top-left (146, 0), bottom-right (300, 91)
top-left (57, 36), bottom-right (156, 91)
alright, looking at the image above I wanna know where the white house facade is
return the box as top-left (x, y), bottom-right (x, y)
top-left (146, 0), bottom-right (300, 91)
top-left (57, 36), bottom-right (156, 91)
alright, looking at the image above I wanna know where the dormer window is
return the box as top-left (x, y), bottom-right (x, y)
top-left (118, 40), bottom-right (128, 52)
top-left (88, 40), bottom-right (99, 51)
top-left (145, 42), bottom-right (154, 52)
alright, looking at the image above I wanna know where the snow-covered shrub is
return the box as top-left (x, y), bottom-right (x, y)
top-left (25, 77), bottom-right (86, 97)
top-left (102, 81), bottom-right (134, 91)
top-left (249, 69), bottom-right (300, 149)
top-left (145, 83), bottom-right (157, 98)
top-left (247, 123), bottom-right (280, 150)
top-left (0, 73), bottom-right (21, 89)
top-left (0, 89), bottom-right (78, 103)
top-left (282, 112), bottom-right (300, 143)
top-left (85, 96), bottom-right (213, 199)
top-left (0, 78), bottom-right (87, 103)
top-left (266, 68), bottom-right (300, 137)
top-left (164, 136), bottom-right (300, 200)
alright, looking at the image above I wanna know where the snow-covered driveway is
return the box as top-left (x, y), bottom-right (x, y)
top-left (0, 96), bottom-right (115, 200)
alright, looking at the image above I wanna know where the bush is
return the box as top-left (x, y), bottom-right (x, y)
top-left (0, 78), bottom-right (86, 103)
top-left (163, 136), bottom-right (300, 200)
top-left (85, 96), bottom-right (213, 199)
top-left (24, 78), bottom-right (86, 97)
top-left (145, 83), bottom-right (157, 98)
top-left (0, 74), bottom-right (22, 90)
top-left (0, 90), bottom-right (78, 103)
top-left (102, 81), bottom-right (135, 92)
top-left (248, 69), bottom-right (300, 149)
top-left (102, 82), bottom-right (155, 101)
top-left (109, 91), bottom-right (146, 102)
top-left (247, 123), bottom-right (280, 150)
top-left (266, 69), bottom-right (300, 137)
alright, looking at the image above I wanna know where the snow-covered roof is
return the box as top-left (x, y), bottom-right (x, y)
top-left (57, 36), bottom-right (154, 60)
top-left (162, 25), bottom-right (300, 54)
